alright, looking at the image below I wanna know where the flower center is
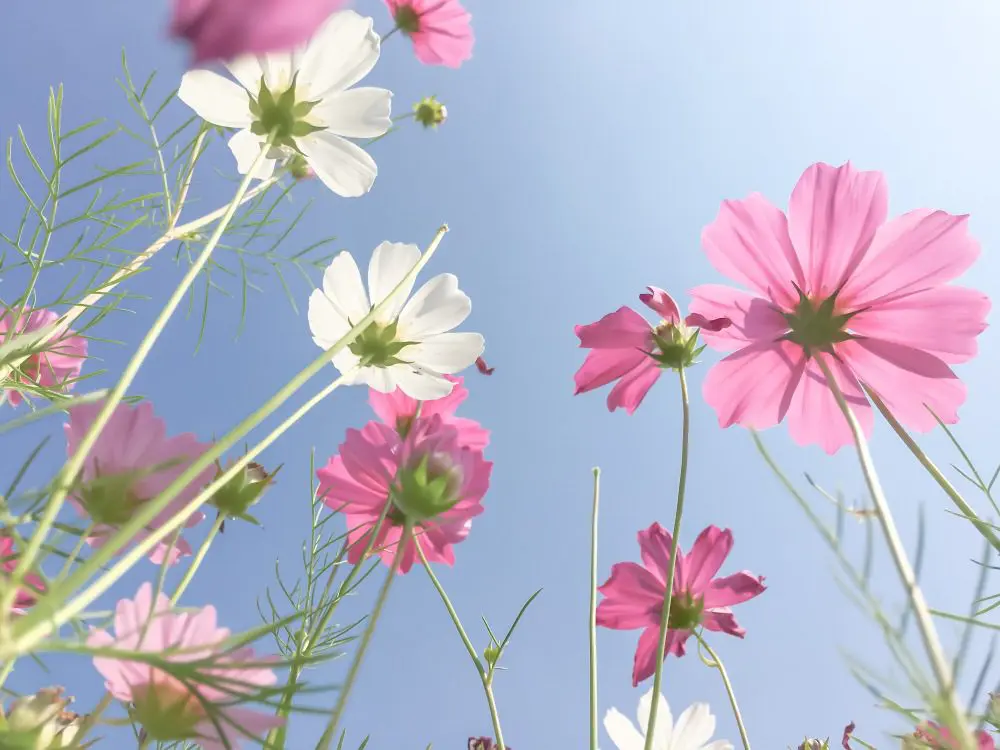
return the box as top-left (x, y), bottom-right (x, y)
top-left (348, 321), bottom-right (411, 368)
top-left (131, 682), bottom-right (204, 741)
top-left (391, 451), bottom-right (464, 522)
top-left (249, 76), bottom-right (324, 151)
top-left (79, 473), bottom-right (144, 526)
top-left (665, 592), bottom-right (704, 631)
top-left (394, 5), bottom-right (421, 33)
top-left (783, 290), bottom-right (854, 356)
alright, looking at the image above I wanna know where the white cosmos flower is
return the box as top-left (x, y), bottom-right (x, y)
top-left (177, 9), bottom-right (392, 198)
top-left (604, 689), bottom-right (733, 750)
top-left (308, 242), bottom-right (484, 399)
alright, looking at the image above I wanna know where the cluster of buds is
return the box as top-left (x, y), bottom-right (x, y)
top-left (0, 687), bottom-right (86, 749)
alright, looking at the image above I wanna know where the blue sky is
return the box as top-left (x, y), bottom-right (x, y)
top-left (4, 0), bottom-right (1000, 748)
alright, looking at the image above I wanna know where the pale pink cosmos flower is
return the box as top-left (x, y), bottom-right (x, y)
top-left (385, 0), bottom-right (474, 68)
top-left (574, 287), bottom-right (730, 414)
top-left (88, 583), bottom-right (283, 748)
top-left (597, 523), bottom-right (765, 686)
top-left (169, 0), bottom-right (345, 64)
top-left (0, 308), bottom-right (87, 407)
top-left (907, 723), bottom-right (995, 749)
top-left (690, 161), bottom-right (990, 454)
top-left (0, 534), bottom-right (45, 614)
top-left (369, 375), bottom-right (489, 451)
top-left (317, 414), bottom-right (491, 573)
top-left (65, 402), bottom-right (214, 566)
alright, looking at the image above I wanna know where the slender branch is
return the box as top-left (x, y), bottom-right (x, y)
top-left (171, 513), bottom-right (224, 605)
top-left (589, 467), bottom-right (601, 750)
top-left (696, 633), bottom-right (751, 750)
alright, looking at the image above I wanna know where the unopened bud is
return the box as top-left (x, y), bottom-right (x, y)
top-left (209, 459), bottom-right (279, 525)
top-left (413, 96), bottom-right (447, 129)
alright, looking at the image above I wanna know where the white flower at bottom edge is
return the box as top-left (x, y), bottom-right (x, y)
top-left (604, 688), bottom-right (733, 750)
top-left (177, 9), bottom-right (392, 198)
top-left (308, 241), bottom-right (484, 400)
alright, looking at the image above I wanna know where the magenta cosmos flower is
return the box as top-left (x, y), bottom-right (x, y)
top-left (370, 375), bottom-right (489, 451)
top-left (0, 534), bottom-right (45, 614)
top-left (317, 414), bottom-right (491, 573)
top-left (689, 161), bottom-right (990, 454)
top-left (908, 723), bottom-right (995, 749)
top-left (88, 583), bottom-right (282, 748)
top-left (385, 0), bottom-right (474, 68)
top-left (574, 287), bottom-right (730, 414)
top-left (169, 0), bottom-right (345, 63)
top-left (597, 523), bottom-right (765, 686)
top-left (65, 401), bottom-right (214, 565)
top-left (0, 307), bottom-right (87, 407)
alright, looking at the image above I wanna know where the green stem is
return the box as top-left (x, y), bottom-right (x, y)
top-left (643, 368), bottom-right (691, 750)
top-left (381, 25), bottom-right (400, 41)
top-left (695, 633), bottom-right (751, 750)
top-left (318, 524), bottom-right (409, 750)
top-left (171, 514), bottom-right (224, 605)
top-left (816, 357), bottom-right (973, 750)
top-left (588, 467), bottom-right (601, 750)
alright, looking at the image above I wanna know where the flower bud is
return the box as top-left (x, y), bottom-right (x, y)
top-left (413, 96), bottom-right (447, 129)
top-left (798, 739), bottom-right (829, 750)
top-left (483, 643), bottom-right (500, 667)
top-left (392, 451), bottom-right (463, 522)
top-left (209, 460), bottom-right (279, 525)
top-left (288, 154), bottom-right (314, 180)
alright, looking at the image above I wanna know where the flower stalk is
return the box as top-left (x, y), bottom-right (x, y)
top-left (589, 467), bottom-right (601, 750)
top-left (695, 633), bottom-right (751, 750)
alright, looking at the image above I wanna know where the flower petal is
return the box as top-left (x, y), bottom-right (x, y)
top-left (786, 351), bottom-right (872, 455)
top-left (574, 348), bottom-right (649, 397)
top-left (681, 526), bottom-right (732, 594)
top-left (308, 288), bottom-right (351, 347)
top-left (320, 251), bottom-right (370, 325)
top-left (367, 242), bottom-right (421, 322)
top-left (604, 707), bottom-right (645, 750)
top-left (688, 285), bottom-right (788, 352)
top-left (702, 609), bottom-right (745, 638)
top-left (606, 357), bottom-right (661, 415)
top-left (299, 9), bottom-right (381, 100)
top-left (639, 287), bottom-right (680, 323)
top-left (386, 364), bottom-right (456, 400)
top-left (595, 562), bottom-right (664, 630)
top-left (313, 87), bottom-right (392, 138)
top-left (227, 129), bottom-right (276, 181)
top-left (178, 69), bottom-right (253, 128)
top-left (298, 131), bottom-right (377, 198)
top-left (671, 703), bottom-right (716, 750)
top-left (405, 332), bottom-right (484, 373)
top-left (226, 55), bottom-right (264, 92)
top-left (398, 274), bottom-right (472, 339)
top-left (575, 307), bottom-right (652, 350)
top-left (636, 523), bottom-right (674, 585)
top-left (636, 689), bottom-right (673, 750)
top-left (703, 572), bottom-right (766, 609)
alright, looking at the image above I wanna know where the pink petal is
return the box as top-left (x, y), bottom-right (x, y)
top-left (688, 285), bottom-right (788, 352)
top-left (786, 162), bottom-right (888, 298)
top-left (680, 526), bottom-right (732, 594)
top-left (606, 357), bottom-right (662, 414)
top-left (840, 209), bottom-right (980, 309)
top-left (701, 192), bottom-right (805, 309)
top-left (839, 338), bottom-right (966, 432)
top-left (575, 307), bottom-right (652, 349)
top-left (631, 626), bottom-right (691, 686)
top-left (573, 348), bottom-right (648, 397)
top-left (639, 286), bottom-right (680, 323)
top-left (596, 562), bottom-right (664, 630)
top-left (786, 351), bottom-right (872, 455)
top-left (369, 387), bottom-right (418, 426)
top-left (684, 312), bottom-right (731, 332)
top-left (702, 609), bottom-right (746, 638)
top-left (703, 572), bottom-right (766, 608)
top-left (636, 522), bottom-right (674, 585)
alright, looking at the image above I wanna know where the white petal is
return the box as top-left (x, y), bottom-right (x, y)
top-left (308, 288), bottom-right (351, 344)
top-left (227, 130), bottom-right (276, 181)
top-left (320, 251), bottom-right (370, 326)
top-left (604, 707), bottom-right (644, 750)
top-left (670, 704), bottom-right (715, 750)
top-left (700, 742), bottom-right (733, 750)
top-left (178, 70), bottom-right (253, 128)
top-left (405, 332), bottom-right (484, 374)
top-left (359, 365), bottom-right (397, 393)
top-left (368, 242), bottom-right (421, 323)
top-left (226, 55), bottom-right (264, 93)
top-left (397, 274), bottom-right (471, 339)
top-left (312, 88), bottom-right (392, 138)
top-left (261, 49), bottom-right (298, 91)
top-left (299, 10), bottom-right (381, 100)
top-left (332, 349), bottom-right (363, 378)
top-left (389, 365), bottom-right (454, 400)
top-left (298, 131), bottom-right (377, 198)
top-left (636, 690), bottom-right (673, 750)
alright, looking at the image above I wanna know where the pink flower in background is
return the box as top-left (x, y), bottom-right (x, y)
top-left (908, 723), bottom-right (995, 749)
top-left (317, 415), bottom-right (491, 573)
top-left (369, 375), bottom-right (489, 450)
top-left (0, 534), bottom-right (45, 614)
top-left (65, 402), bottom-right (214, 566)
top-left (690, 161), bottom-right (989, 454)
top-left (574, 287), bottom-right (730, 414)
top-left (385, 0), bottom-right (474, 68)
top-left (597, 523), bottom-right (765, 686)
top-left (88, 583), bottom-right (282, 748)
top-left (0, 308), bottom-right (87, 407)
top-left (169, 0), bottom-right (345, 64)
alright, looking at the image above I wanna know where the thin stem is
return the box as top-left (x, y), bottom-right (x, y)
top-left (482, 677), bottom-right (507, 750)
top-left (816, 357), bottom-right (973, 750)
top-left (695, 633), bottom-right (751, 750)
top-left (171, 514), bottom-right (224, 605)
top-left (381, 25), bottom-right (400, 41)
top-left (589, 467), bottom-right (601, 750)
top-left (643, 368), bottom-right (691, 750)
top-left (865, 386), bottom-right (1000, 554)
top-left (318, 524), bottom-right (409, 750)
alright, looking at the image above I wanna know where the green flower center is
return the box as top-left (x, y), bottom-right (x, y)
top-left (649, 321), bottom-right (703, 370)
top-left (131, 683), bottom-right (204, 742)
top-left (348, 321), bottom-right (412, 368)
top-left (391, 452), bottom-right (463, 522)
top-left (395, 5), bottom-right (421, 33)
top-left (79, 474), bottom-right (143, 526)
top-left (249, 76), bottom-right (324, 151)
top-left (665, 592), bottom-right (704, 631)
top-left (783, 289), bottom-right (855, 356)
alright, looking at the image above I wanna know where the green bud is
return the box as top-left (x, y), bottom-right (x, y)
top-left (0, 688), bottom-right (85, 750)
top-left (288, 154), bottom-right (314, 181)
top-left (209, 460), bottom-right (279, 524)
top-left (413, 96), bottom-right (448, 129)
top-left (483, 643), bottom-right (500, 667)
top-left (392, 452), bottom-right (463, 522)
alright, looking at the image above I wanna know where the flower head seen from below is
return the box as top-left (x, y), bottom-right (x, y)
top-left (65, 401), bottom-right (214, 565)
top-left (385, 0), bottom-right (473, 67)
top-left (88, 583), bottom-right (282, 749)
top-left (369, 375), bottom-right (489, 450)
top-left (905, 723), bottom-right (996, 749)
top-left (689, 161), bottom-right (990, 454)
top-left (316, 414), bottom-right (491, 573)
top-left (169, 0), bottom-right (345, 64)
top-left (574, 287), bottom-right (730, 414)
top-left (309, 241), bottom-right (484, 400)
top-left (0, 534), bottom-right (45, 615)
top-left (0, 687), bottom-right (85, 749)
top-left (597, 523), bottom-right (765, 686)
top-left (413, 96), bottom-right (447, 128)
top-left (178, 9), bottom-right (392, 197)
top-left (604, 688), bottom-right (733, 750)
top-left (0, 307), bottom-right (87, 407)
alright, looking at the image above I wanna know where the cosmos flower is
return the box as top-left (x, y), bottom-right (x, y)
top-left (0, 307), bottom-right (87, 407)
top-left (604, 688), bottom-right (732, 750)
top-left (0, 534), bottom-right (45, 614)
top-left (369, 374), bottom-right (489, 450)
top-left (385, 0), bottom-right (474, 68)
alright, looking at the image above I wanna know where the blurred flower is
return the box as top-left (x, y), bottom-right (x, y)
top-left (385, 0), bottom-right (473, 67)
top-left (0, 534), bottom-right (45, 614)
top-left (65, 401), bottom-right (214, 565)
top-left (0, 687), bottom-right (85, 749)
top-left (604, 687), bottom-right (732, 750)
top-left (288, 154), bottom-right (315, 180)
top-left (475, 356), bottom-right (494, 375)
top-left (0, 307), bottom-right (87, 407)
top-left (469, 739), bottom-right (509, 750)
top-left (574, 287), bottom-right (730, 414)
top-left (988, 694), bottom-right (1000, 729)
top-left (841, 722), bottom-right (855, 749)
top-left (209, 459), bottom-right (279, 525)
top-left (316, 415), bottom-right (491, 573)
top-left (905, 722), bottom-right (995, 749)
top-left (369, 375), bottom-right (489, 449)
top-left (690, 161), bottom-right (989, 454)
top-left (178, 10), bottom-right (392, 197)
top-left (88, 582), bottom-right (283, 749)
top-left (309, 242), bottom-right (484, 399)
top-left (798, 740), bottom-right (829, 750)
top-left (413, 96), bottom-right (447, 128)
top-left (169, 0), bottom-right (346, 64)
top-left (597, 523), bottom-right (765, 686)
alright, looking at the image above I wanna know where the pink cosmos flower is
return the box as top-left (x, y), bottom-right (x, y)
top-left (317, 415), bottom-right (491, 573)
top-left (0, 308), bottom-right (87, 407)
top-left (169, 0), bottom-right (345, 64)
top-left (385, 0), bottom-right (474, 68)
top-left (0, 534), bottom-right (45, 614)
top-left (574, 287), bottom-right (730, 414)
top-left (689, 161), bottom-right (990, 454)
top-left (369, 375), bottom-right (489, 451)
top-left (88, 583), bottom-right (282, 749)
top-left (65, 401), bottom-right (214, 566)
top-left (597, 523), bottom-right (765, 686)
top-left (908, 723), bottom-right (995, 749)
